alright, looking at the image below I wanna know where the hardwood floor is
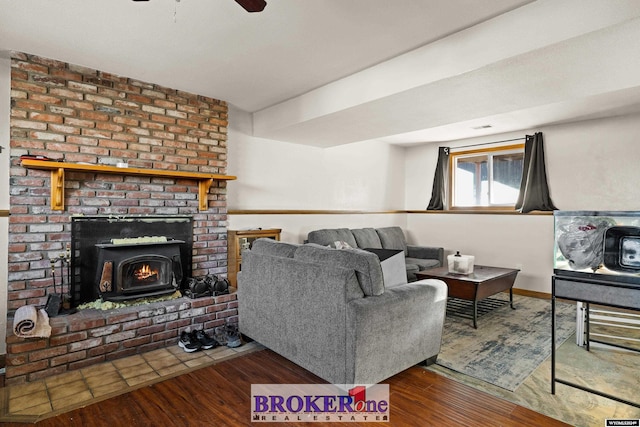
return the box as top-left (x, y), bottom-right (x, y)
top-left (3, 349), bottom-right (569, 426)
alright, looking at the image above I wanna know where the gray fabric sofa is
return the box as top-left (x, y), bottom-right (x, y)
top-left (307, 226), bottom-right (444, 282)
top-left (238, 238), bottom-right (448, 385)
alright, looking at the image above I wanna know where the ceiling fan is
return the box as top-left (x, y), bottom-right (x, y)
top-left (132, 0), bottom-right (267, 13)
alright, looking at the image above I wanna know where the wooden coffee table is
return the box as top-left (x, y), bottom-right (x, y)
top-left (416, 265), bottom-right (520, 328)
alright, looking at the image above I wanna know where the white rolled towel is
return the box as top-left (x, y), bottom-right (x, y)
top-left (13, 305), bottom-right (52, 339)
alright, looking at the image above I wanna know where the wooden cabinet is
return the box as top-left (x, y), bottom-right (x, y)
top-left (227, 228), bottom-right (281, 287)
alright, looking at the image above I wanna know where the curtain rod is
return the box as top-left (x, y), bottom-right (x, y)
top-left (454, 137), bottom-right (525, 150)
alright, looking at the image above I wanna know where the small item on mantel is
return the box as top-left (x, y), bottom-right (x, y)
top-left (447, 251), bottom-right (475, 275)
top-left (20, 154), bottom-right (63, 162)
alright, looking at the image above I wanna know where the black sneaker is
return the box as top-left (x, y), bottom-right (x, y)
top-left (225, 322), bottom-right (242, 348)
top-left (178, 330), bottom-right (202, 353)
top-left (193, 329), bottom-right (217, 350)
top-left (213, 326), bottom-right (227, 346)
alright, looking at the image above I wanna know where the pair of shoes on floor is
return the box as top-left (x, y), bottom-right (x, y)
top-left (213, 321), bottom-right (242, 348)
top-left (178, 329), bottom-right (218, 353)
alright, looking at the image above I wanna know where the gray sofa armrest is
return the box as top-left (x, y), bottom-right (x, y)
top-left (345, 279), bottom-right (448, 384)
top-left (238, 251), bottom-right (364, 384)
top-left (407, 245), bottom-right (444, 266)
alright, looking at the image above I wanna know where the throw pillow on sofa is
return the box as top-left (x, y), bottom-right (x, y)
top-left (307, 228), bottom-right (358, 248)
top-left (330, 240), bottom-right (352, 249)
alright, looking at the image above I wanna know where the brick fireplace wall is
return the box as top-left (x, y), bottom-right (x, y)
top-left (5, 52), bottom-right (235, 385)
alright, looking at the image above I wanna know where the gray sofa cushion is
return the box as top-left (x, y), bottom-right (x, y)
top-left (404, 263), bottom-right (420, 282)
top-left (250, 238), bottom-right (299, 258)
top-left (351, 228), bottom-right (382, 249)
top-left (405, 258), bottom-right (439, 282)
top-left (294, 244), bottom-right (384, 296)
top-left (406, 257), bottom-right (440, 271)
top-left (376, 226), bottom-right (408, 256)
top-left (307, 228), bottom-right (358, 249)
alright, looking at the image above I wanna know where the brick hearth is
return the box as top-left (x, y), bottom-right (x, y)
top-left (6, 52), bottom-right (234, 385)
top-left (5, 294), bottom-right (237, 385)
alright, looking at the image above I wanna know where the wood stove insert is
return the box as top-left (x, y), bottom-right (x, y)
top-left (95, 238), bottom-right (184, 302)
top-left (71, 216), bottom-right (193, 306)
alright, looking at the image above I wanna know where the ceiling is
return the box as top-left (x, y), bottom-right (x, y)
top-left (2, 0), bottom-right (640, 147)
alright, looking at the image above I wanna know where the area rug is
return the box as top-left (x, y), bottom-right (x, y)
top-left (431, 294), bottom-right (576, 391)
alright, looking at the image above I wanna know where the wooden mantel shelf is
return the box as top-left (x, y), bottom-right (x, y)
top-left (21, 159), bottom-right (237, 211)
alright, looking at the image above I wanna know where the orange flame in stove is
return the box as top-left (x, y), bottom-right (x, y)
top-left (134, 264), bottom-right (159, 281)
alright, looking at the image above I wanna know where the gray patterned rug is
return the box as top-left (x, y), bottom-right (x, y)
top-left (431, 294), bottom-right (576, 391)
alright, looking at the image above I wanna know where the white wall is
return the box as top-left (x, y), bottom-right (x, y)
top-left (544, 115), bottom-right (640, 211)
top-left (1, 55), bottom-right (10, 354)
top-left (226, 105), bottom-right (407, 243)
top-left (227, 105), bottom-right (406, 211)
top-left (405, 113), bottom-right (640, 293)
top-left (408, 213), bottom-right (553, 293)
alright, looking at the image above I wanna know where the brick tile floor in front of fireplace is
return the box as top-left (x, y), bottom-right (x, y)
top-left (0, 341), bottom-right (262, 423)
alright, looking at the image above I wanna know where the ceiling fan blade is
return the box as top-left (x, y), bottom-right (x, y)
top-left (234, 0), bottom-right (267, 12)
top-left (131, 0), bottom-right (266, 12)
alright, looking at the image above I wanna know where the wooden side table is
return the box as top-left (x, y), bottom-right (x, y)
top-left (416, 265), bottom-right (519, 328)
top-left (227, 228), bottom-right (281, 287)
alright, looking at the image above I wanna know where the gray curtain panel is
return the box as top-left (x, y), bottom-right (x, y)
top-left (427, 147), bottom-right (450, 210)
top-left (515, 132), bottom-right (557, 213)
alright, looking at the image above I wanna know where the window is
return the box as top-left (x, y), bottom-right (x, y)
top-left (449, 144), bottom-right (524, 209)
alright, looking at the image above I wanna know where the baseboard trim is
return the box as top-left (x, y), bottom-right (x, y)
top-left (512, 288), bottom-right (551, 299)
top-left (512, 288), bottom-right (575, 306)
